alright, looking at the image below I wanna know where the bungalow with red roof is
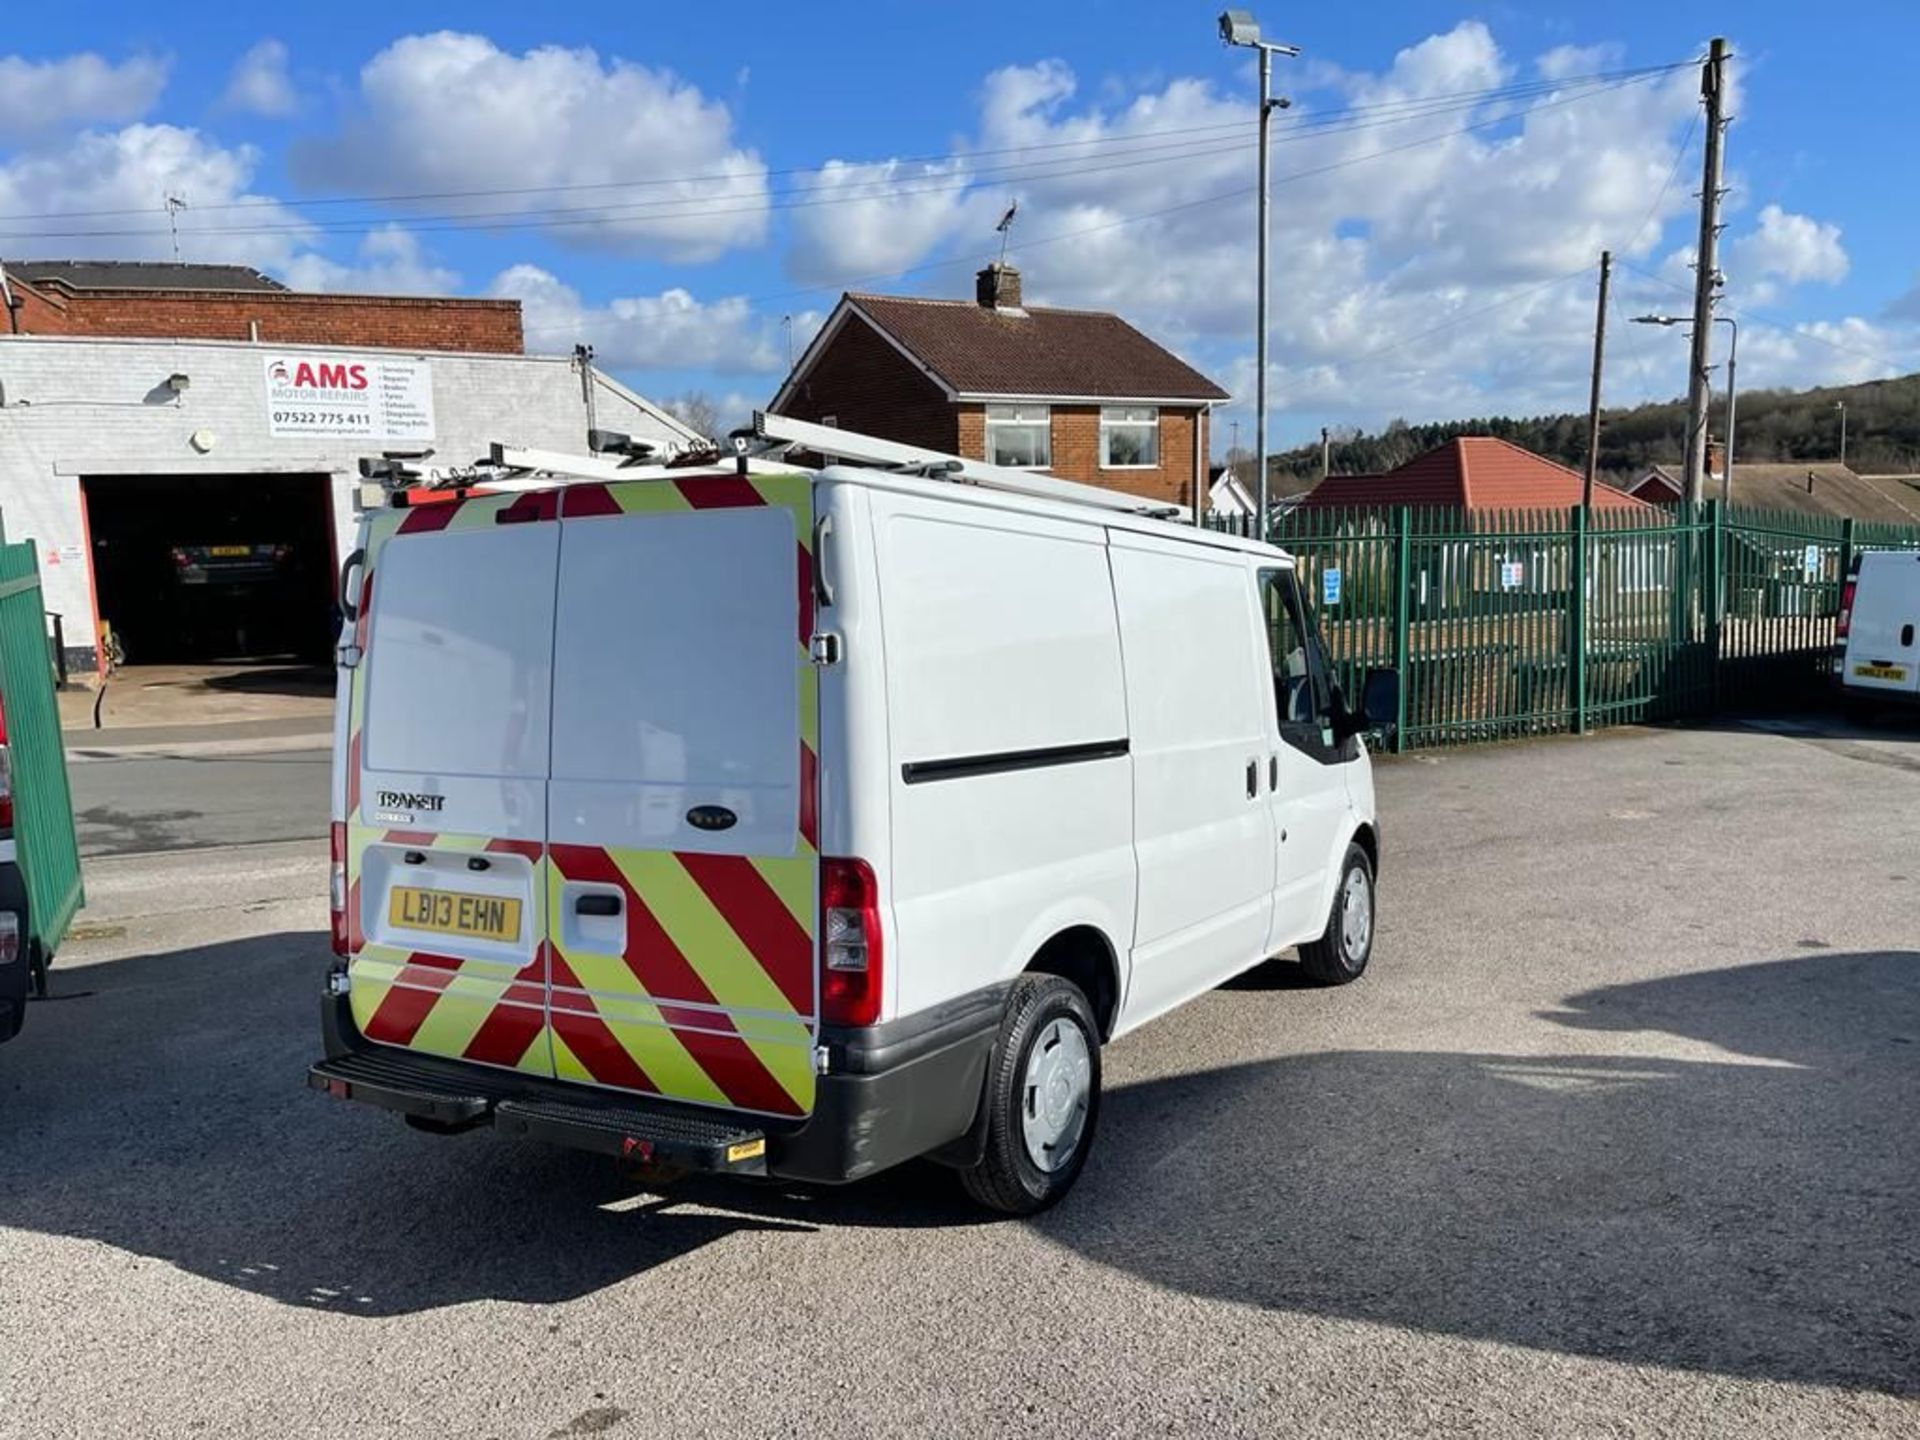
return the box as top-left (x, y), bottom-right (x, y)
top-left (1296, 437), bottom-right (1657, 514)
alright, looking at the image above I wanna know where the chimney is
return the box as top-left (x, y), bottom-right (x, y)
top-left (976, 263), bottom-right (1022, 311)
top-left (1706, 438), bottom-right (1725, 481)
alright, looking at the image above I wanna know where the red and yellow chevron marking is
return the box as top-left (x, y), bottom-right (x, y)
top-left (343, 472), bottom-right (821, 1116)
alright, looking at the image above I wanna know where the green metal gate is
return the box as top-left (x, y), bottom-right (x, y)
top-left (1212, 500), bottom-right (1920, 752)
top-left (0, 516), bottom-right (83, 965)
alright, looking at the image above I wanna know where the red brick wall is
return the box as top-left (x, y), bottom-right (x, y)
top-left (775, 314), bottom-right (958, 452)
top-left (960, 402), bottom-right (1206, 510)
top-left (11, 285), bottom-right (522, 354)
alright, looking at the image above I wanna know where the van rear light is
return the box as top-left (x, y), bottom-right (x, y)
top-left (329, 821), bottom-right (349, 957)
top-left (1838, 578), bottom-right (1857, 638)
top-left (0, 741), bottom-right (13, 833)
top-left (0, 912), bottom-right (18, 966)
top-left (820, 857), bottom-right (883, 1027)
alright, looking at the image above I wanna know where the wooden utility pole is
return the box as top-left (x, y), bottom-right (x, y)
top-left (1583, 250), bottom-right (1611, 510)
top-left (1682, 37), bottom-right (1729, 506)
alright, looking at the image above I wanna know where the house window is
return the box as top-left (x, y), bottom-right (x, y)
top-left (1101, 406), bottom-right (1159, 468)
top-left (985, 404), bottom-right (1050, 467)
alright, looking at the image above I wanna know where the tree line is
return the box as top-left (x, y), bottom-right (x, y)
top-left (1252, 372), bottom-right (1920, 494)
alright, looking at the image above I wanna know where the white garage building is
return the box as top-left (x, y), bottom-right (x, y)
top-left (0, 333), bottom-right (698, 669)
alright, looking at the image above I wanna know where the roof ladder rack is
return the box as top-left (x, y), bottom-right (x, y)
top-left (748, 411), bottom-right (1184, 519)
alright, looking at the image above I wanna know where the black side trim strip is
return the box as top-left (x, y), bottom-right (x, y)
top-left (901, 738), bottom-right (1129, 786)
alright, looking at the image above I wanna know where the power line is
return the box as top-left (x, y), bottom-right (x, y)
top-left (0, 60), bottom-right (1698, 239)
top-left (523, 69), bottom-right (1675, 334)
top-left (1617, 256), bottom-right (1914, 374)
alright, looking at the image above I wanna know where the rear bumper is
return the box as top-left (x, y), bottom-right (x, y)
top-left (313, 981), bottom-right (1002, 1184)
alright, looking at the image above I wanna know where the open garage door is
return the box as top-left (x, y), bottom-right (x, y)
top-left (83, 474), bottom-right (335, 665)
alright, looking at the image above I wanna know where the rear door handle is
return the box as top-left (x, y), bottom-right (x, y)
top-left (576, 894), bottom-right (622, 917)
top-left (1903, 624), bottom-right (1915, 647)
top-left (1246, 759), bottom-right (1258, 799)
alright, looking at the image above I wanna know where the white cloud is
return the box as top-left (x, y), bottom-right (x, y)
top-left (278, 226), bottom-right (456, 295)
top-left (293, 33), bottom-right (767, 262)
top-left (773, 24), bottom-right (1885, 437)
top-left (0, 123), bottom-right (313, 270)
top-left (488, 264), bottom-right (804, 375)
top-left (785, 158), bottom-right (998, 286)
top-left (222, 40), bottom-right (297, 118)
top-left (1729, 203), bottom-right (1847, 290)
top-left (0, 53), bottom-right (168, 142)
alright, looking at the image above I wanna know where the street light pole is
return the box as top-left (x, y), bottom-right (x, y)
top-left (1718, 315), bottom-right (1737, 505)
top-left (1256, 43), bottom-right (1273, 534)
top-left (1635, 311), bottom-right (1738, 503)
top-left (1836, 400), bottom-right (1848, 468)
top-left (1219, 10), bottom-right (1299, 539)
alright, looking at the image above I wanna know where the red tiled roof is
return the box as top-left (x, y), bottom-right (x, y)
top-left (845, 293), bottom-right (1229, 402)
top-left (1297, 437), bottom-right (1656, 512)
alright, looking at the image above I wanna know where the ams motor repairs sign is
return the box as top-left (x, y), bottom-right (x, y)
top-left (264, 355), bottom-right (436, 441)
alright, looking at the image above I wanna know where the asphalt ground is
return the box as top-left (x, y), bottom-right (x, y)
top-left (1, 716), bottom-right (1915, 1438)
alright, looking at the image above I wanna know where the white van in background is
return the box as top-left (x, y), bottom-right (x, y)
top-left (1837, 549), bottom-right (1920, 719)
top-left (311, 420), bottom-right (1395, 1214)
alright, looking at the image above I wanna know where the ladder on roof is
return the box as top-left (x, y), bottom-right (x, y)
top-left (749, 411), bottom-right (1184, 519)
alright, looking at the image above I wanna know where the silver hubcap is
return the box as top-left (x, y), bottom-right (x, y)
top-left (1021, 1017), bottom-right (1092, 1172)
top-left (1341, 867), bottom-right (1373, 959)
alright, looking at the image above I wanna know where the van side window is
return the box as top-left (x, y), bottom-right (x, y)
top-left (1260, 569), bottom-right (1330, 724)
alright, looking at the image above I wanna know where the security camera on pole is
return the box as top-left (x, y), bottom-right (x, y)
top-left (1218, 10), bottom-right (1299, 539)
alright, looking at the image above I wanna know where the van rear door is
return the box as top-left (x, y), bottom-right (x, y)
top-left (544, 474), bottom-right (819, 1118)
top-left (346, 492), bottom-right (561, 1078)
top-left (1845, 551), bottom-right (1920, 697)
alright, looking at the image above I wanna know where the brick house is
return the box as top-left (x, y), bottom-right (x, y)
top-left (1, 259), bottom-right (522, 353)
top-left (770, 264), bottom-right (1228, 511)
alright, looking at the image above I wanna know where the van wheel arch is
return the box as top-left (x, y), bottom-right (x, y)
top-left (1024, 925), bottom-right (1122, 1042)
top-left (1351, 822), bottom-right (1380, 882)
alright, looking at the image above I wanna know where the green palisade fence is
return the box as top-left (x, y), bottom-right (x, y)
top-left (1207, 501), bottom-right (1920, 752)
top-left (0, 518), bottom-right (84, 960)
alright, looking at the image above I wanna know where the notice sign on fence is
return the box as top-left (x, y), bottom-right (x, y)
top-left (1802, 543), bottom-right (1821, 578)
top-left (264, 355), bottom-right (436, 441)
top-left (1322, 567), bottom-right (1342, 606)
top-left (1500, 560), bottom-right (1525, 590)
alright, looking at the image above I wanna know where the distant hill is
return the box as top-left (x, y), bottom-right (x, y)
top-left (1263, 372), bottom-right (1920, 494)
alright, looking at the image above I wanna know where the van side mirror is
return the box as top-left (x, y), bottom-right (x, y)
top-left (1361, 667), bottom-right (1400, 728)
top-left (1334, 667), bottom-right (1399, 745)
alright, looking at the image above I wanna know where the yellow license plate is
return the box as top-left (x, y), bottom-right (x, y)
top-left (388, 886), bottom-right (521, 942)
top-left (1853, 663), bottom-right (1908, 682)
top-left (208, 545), bottom-right (252, 557)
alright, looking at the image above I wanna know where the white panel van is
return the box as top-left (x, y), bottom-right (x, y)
top-left (1836, 549), bottom-right (1920, 718)
top-left (312, 454), bottom-right (1394, 1213)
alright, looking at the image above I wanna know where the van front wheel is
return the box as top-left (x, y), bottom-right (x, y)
top-left (1298, 843), bottom-right (1374, 986)
top-left (958, 974), bottom-right (1102, 1216)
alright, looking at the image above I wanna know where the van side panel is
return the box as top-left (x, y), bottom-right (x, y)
top-left (1109, 533), bottom-right (1276, 1029)
top-left (871, 494), bottom-right (1135, 1022)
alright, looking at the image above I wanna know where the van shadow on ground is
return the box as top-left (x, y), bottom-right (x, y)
top-left (1, 936), bottom-right (1914, 1396)
top-left (1025, 947), bottom-right (1920, 1397)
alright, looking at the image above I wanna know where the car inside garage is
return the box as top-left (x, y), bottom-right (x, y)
top-left (83, 474), bottom-right (336, 665)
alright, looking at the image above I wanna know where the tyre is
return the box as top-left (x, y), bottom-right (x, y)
top-left (1298, 842), bottom-right (1375, 986)
top-left (958, 974), bottom-right (1102, 1216)
top-left (1843, 695), bottom-right (1877, 728)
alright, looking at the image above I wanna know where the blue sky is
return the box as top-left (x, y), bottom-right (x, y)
top-left (4, 1), bottom-right (1915, 450)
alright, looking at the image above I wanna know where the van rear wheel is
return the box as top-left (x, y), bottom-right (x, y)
top-left (958, 974), bottom-right (1101, 1216)
top-left (1298, 843), bottom-right (1374, 986)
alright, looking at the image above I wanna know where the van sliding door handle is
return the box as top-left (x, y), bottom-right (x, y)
top-left (1246, 759), bottom-right (1258, 799)
top-left (575, 894), bottom-right (622, 917)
